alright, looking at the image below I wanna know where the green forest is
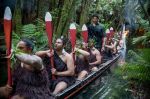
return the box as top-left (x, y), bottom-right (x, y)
top-left (0, 0), bottom-right (150, 99)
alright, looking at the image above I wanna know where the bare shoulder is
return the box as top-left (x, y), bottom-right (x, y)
top-left (94, 48), bottom-right (100, 54)
top-left (65, 52), bottom-right (72, 58)
top-left (32, 55), bottom-right (42, 61)
top-left (63, 52), bottom-right (72, 60)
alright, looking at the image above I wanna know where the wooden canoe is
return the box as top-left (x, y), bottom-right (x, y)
top-left (55, 54), bottom-right (120, 99)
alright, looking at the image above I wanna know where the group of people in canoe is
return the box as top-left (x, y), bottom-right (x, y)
top-left (0, 14), bottom-right (128, 99)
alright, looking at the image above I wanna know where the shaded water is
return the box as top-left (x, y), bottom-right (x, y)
top-left (74, 65), bottom-right (133, 99)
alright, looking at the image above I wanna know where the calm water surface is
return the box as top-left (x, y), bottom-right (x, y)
top-left (73, 65), bottom-right (133, 99)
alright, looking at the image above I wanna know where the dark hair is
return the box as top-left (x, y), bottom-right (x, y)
top-left (57, 37), bottom-right (67, 46)
top-left (92, 14), bottom-right (99, 19)
top-left (21, 38), bottom-right (34, 51)
top-left (64, 40), bottom-right (72, 53)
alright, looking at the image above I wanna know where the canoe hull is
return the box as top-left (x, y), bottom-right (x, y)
top-left (55, 54), bottom-right (120, 99)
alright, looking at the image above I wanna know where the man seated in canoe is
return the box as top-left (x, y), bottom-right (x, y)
top-left (36, 38), bottom-right (75, 95)
top-left (83, 39), bottom-right (101, 71)
top-left (70, 40), bottom-right (90, 81)
top-left (12, 38), bottom-right (53, 99)
top-left (104, 37), bottom-right (118, 59)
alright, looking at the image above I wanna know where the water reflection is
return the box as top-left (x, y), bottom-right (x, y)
top-left (73, 66), bottom-right (133, 99)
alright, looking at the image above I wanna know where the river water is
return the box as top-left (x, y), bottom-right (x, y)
top-left (73, 64), bottom-right (133, 99)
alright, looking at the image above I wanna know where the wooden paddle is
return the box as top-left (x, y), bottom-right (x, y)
top-left (81, 24), bottom-right (88, 43)
top-left (45, 12), bottom-right (55, 80)
top-left (4, 7), bottom-right (12, 86)
top-left (110, 27), bottom-right (114, 38)
top-left (106, 29), bottom-right (111, 42)
top-left (69, 23), bottom-right (76, 63)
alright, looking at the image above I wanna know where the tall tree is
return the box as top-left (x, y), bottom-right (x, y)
top-left (54, 0), bottom-right (77, 36)
top-left (21, 0), bottom-right (36, 24)
top-left (13, 0), bottom-right (22, 33)
top-left (79, 0), bottom-right (93, 25)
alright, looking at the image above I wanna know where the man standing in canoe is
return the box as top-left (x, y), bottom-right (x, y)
top-left (87, 14), bottom-right (106, 52)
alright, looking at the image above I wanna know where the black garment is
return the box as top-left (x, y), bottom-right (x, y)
top-left (87, 49), bottom-right (99, 69)
top-left (102, 42), bottom-right (113, 60)
top-left (75, 55), bottom-right (89, 74)
top-left (12, 61), bottom-right (53, 99)
top-left (43, 51), bottom-right (75, 91)
top-left (88, 23), bottom-right (105, 50)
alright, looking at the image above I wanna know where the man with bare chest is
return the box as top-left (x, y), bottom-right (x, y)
top-left (36, 38), bottom-right (75, 94)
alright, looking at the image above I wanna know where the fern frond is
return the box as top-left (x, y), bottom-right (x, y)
top-left (21, 24), bottom-right (36, 34)
top-left (132, 36), bottom-right (146, 44)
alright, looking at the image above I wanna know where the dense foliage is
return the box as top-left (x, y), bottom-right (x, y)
top-left (0, 0), bottom-right (150, 98)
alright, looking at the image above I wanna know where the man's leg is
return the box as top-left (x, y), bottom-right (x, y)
top-left (91, 67), bottom-right (98, 71)
top-left (77, 70), bottom-right (88, 81)
top-left (53, 81), bottom-right (67, 95)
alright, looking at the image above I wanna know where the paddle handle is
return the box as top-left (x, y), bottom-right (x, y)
top-left (72, 48), bottom-right (75, 64)
top-left (4, 20), bottom-right (12, 86)
top-left (50, 48), bottom-right (55, 80)
top-left (45, 20), bottom-right (55, 79)
top-left (7, 59), bottom-right (12, 86)
top-left (82, 31), bottom-right (88, 43)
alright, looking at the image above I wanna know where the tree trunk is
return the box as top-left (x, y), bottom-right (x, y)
top-left (79, 0), bottom-right (93, 25)
top-left (54, 0), bottom-right (76, 36)
top-left (79, 0), bottom-right (87, 25)
top-left (21, 0), bottom-right (37, 24)
top-left (36, 0), bottom-right (40, 18)
top-left (13, 0), bottom-right (22, 33)
top-left (62, 0), bottom-right (77, 36)
top-left (53, 0), bottom-right (65, 35)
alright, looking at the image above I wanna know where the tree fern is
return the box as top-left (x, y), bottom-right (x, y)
top-left (12, 19), bottom-right (49, 51)
top-left (21, 24), bottom-right (36, 37)
top-left (133, 31), bottom-right (150, 46)
top-left (117, 49), bottom-right (150, 82)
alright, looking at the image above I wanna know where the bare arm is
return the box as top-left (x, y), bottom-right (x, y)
top-left (35, 50), bottom-right (50, 57)
top-left (105, 43), bottom-right (114, 49)
top-left (75, 47), bottom-right (90, 56)
top-left (55, 54), bottom-right (75, 76)
top-left (89, 50), bottom-right (101, 65)
top-left (101, 37), bottom-right (106, 51)
top-left (112, 41), bottom-right (117, 53)
top-left (102, 37), bottom-right (106, 47)
top-left (15, 53), bottom-right (44, 70)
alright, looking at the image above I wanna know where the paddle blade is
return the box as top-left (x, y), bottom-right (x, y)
top-left (4, 6), bottom-right (12, 86)
top-left (81, 24), bottom-right (88, 43)
top-left (4, 6), bottom-right (12, 55)
top-left (110, 27), bottom-right (114, 38)
top-left (106, 29), bottom-right (110, 40)
top-left (69, 23), bottom-right (76, 49)
top-left (45, 12), bottom-right (55, 79)
top-left (45, 12), bottom-right (53, 47)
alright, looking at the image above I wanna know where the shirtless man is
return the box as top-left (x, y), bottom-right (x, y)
top-left (104, 38), bottom-right (118, 58)
top-left (36, 38), bottom-right (75, 95)
top-left (71, 41), bottom-right (90, 81)
top-left (12, 38), bottom-right (53, 99)
top-left (84, 39), bottom-right (101, 71)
